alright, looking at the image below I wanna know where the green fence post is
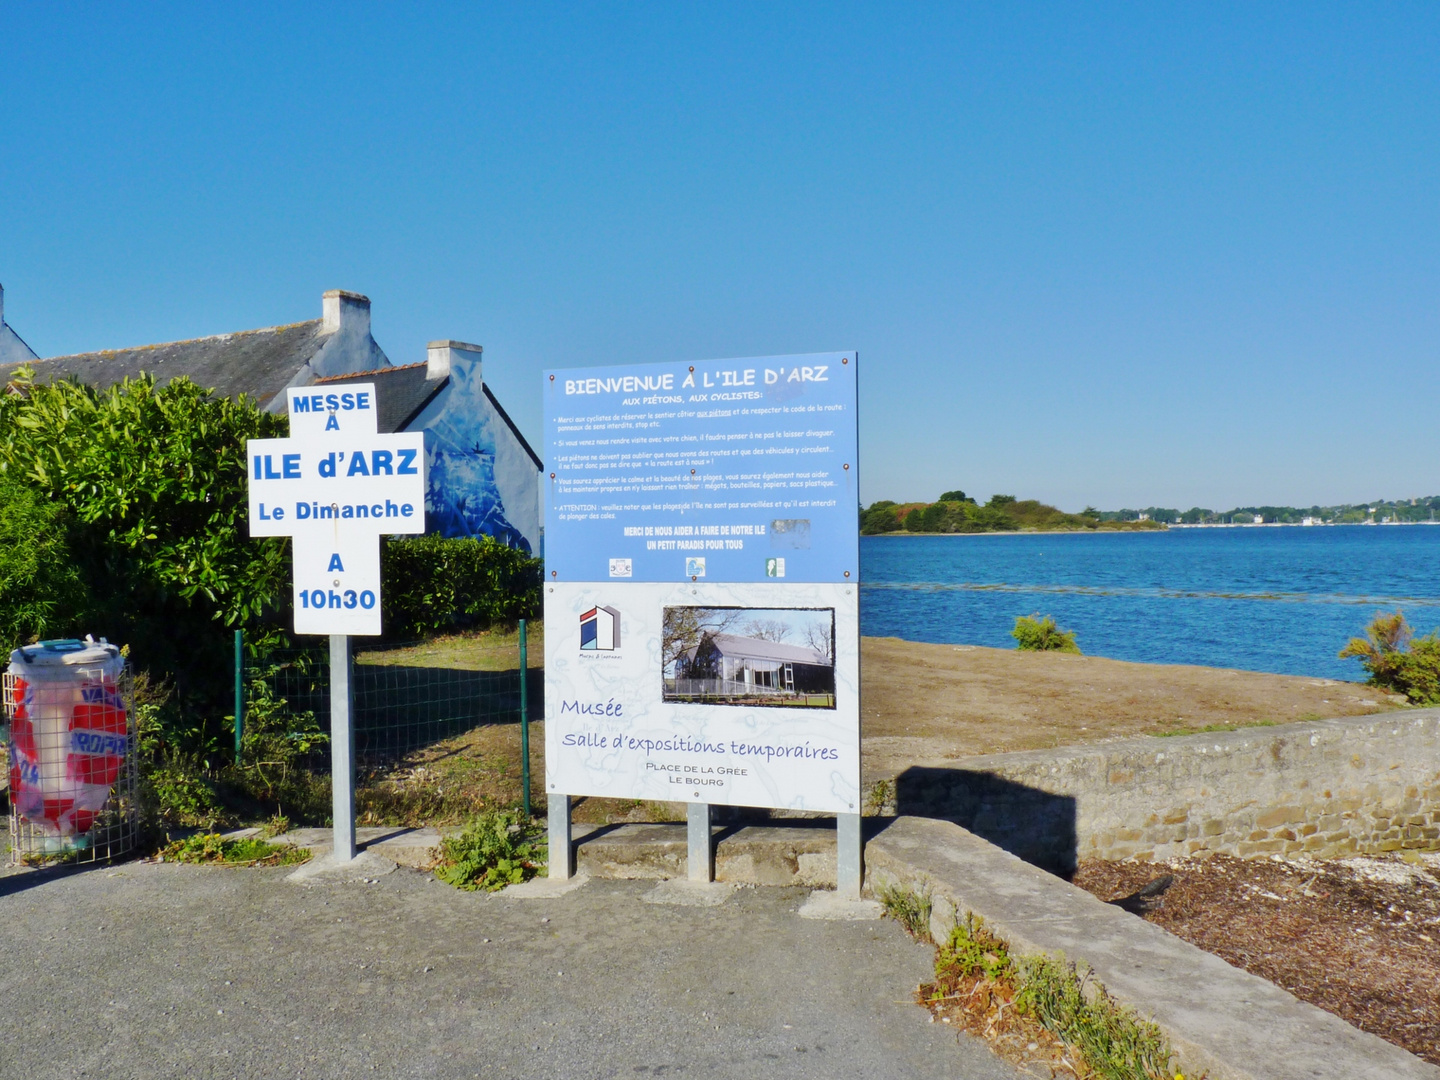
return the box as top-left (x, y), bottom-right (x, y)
top-left (519, 618), bottom-right (531, 817)
top-left (233, 629), bottom-right (244, 765)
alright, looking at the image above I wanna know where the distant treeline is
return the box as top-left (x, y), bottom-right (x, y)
top-left (1096, 495), bottom-right (1440, 526)
top-left (861, 492), bottom-right (1165, 535)
top-left (862, 491), bottom-right (1440, 534)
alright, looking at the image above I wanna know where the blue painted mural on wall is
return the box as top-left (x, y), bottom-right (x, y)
top-left (422, 357), bottom-right (533, 553)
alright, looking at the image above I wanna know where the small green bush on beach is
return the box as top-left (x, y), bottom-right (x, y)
top-left (1012, 614), bottom-right (1081, 654)
top-left (1340, 610), bottom-right (1440, 705)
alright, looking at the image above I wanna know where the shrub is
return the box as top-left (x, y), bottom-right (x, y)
top-left (381, 534), bottom-right (541, 639)
top-left (1340, 610), bottom-right (1440, 704)
top-left (0, 472), bottom-right (90, 651)
top-left (0, 369), bottom-right (289, 749)
top-left (1012, 614), bottom-right (1081, 654)
top-left (143, 759), bottom-right (231, 830)
top-left (435, 809), bottom-right (546, 891)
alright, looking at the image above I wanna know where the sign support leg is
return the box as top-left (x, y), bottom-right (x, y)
top-left (837, 812), bottom-right (861, 899)
top-left (548, 794), bottom-right (573, 879)
top-left (330, 634), bottom-right (356, 864)
top-left (688, 801), bottom-right (713, 882)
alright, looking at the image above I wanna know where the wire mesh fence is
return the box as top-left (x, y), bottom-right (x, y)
top-left (244, 629), bottom-right (542, 770)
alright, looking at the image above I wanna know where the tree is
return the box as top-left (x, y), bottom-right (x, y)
top-left (801, 618), bottom-right (834, 665)
top-left (938, 490), bottom-right (970, 503)
top-left (0, 370), bottom-right (291, 745)
top-left (987, 494), bottom-right (1017, 508)
top-left (861, 505), bottom-right (903, 534)
top-left (743, 618), bottom-right (791, 642)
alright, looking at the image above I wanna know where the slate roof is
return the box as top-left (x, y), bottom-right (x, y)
top-left (696, 634), bottom-right (830, 667)
top-left (0, 320), bottom-right (327, 408)
top-left (315, 363), bottom-right (445, 433)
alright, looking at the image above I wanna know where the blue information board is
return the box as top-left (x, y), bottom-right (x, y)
top-left (543, 352), bottom-right (858, 584)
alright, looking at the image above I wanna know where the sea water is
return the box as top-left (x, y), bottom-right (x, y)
top-left (859, 526), bottom-right (1440, 680)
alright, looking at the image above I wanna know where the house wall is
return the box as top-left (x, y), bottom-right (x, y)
top-left (404, 347), bottom-right (542, 554)
top-left (0, 324), bottom-right (37, 366)
top-left (273, 291), bottom-right (392, 410)
top-left (0, 286), bottom-right (39, 365)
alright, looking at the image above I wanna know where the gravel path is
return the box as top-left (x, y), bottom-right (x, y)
top-left (0, 860), bottom-right (1023, 1080)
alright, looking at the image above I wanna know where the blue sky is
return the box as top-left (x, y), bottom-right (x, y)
top-left (3, 4), bottom-right (1436, 510)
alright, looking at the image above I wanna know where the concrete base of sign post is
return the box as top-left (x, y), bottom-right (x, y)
top-left (498, 872), bottom-right (591, 900)
top-left (641, 879), bottom-right (734, 907)
top-left (797, 890), bottom-right (883, 920)
top-left (286, 849), bottom-right (396, 885)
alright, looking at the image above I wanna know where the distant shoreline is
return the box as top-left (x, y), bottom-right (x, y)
top-left (863, 520), bottom-right (1440, 537)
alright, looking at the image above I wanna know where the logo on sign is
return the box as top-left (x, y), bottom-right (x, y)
top-left (686, 557), bottom-right (706, 578)
top-left (609, 558), bottom-right (632, 578)
top-left (580, 606), bottom-right (620, 651)
top-left (765, 557), bottom-right (785, 578)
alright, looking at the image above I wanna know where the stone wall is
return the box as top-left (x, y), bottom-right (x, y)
top-left (892, 708), bottom-right (1440, 872)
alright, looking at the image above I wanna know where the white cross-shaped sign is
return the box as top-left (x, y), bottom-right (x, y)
top-left (247, 384), bottom-right (426, 635)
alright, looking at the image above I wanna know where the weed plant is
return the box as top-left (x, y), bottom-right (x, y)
top-left (878, 881), bottom-right (933, 941)
top-left (435, 809), bottom-right (547, 891)
top-left (160, 833), bottom-right (310, 867)
top-left (1016, 952), bottom-right (1174, 1080)
top-left (922, 913), bottom-right (1175, 1080)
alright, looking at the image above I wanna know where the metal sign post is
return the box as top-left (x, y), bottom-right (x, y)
top-left (245, 383), bottom-right (426, 864)
top-left (330, 634), bottom-right (356, 862)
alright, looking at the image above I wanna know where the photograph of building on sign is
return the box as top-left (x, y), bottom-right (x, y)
top-left (662, 606), bottom-right (835, 708)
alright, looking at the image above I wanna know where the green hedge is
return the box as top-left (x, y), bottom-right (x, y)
top-left (381, 534), bottom-right (541, 639)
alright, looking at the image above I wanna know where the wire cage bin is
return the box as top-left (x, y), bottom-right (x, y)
top-left (4, 637), bottom-right (139, 864)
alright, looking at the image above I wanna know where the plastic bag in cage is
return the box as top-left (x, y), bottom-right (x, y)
top-left (6, 637), bottom-right (127, 836)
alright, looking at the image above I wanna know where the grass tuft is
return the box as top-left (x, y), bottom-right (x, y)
top-left (878, 881), bottom-right (933, 941)
top-left (160, 833), bottom-right (310, 867)
top-left (1156, 719), bottom-right (1278, 737)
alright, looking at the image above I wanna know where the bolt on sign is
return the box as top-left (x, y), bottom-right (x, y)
top-left (247, 385), bottom-right (426, 634)
top-left (542, 353), bottom-right (861, 814)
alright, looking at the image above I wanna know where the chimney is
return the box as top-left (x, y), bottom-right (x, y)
top-left (322, 290), bottom-right (371, 336)
top-left (427, 339), bottom-right (482, 381)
